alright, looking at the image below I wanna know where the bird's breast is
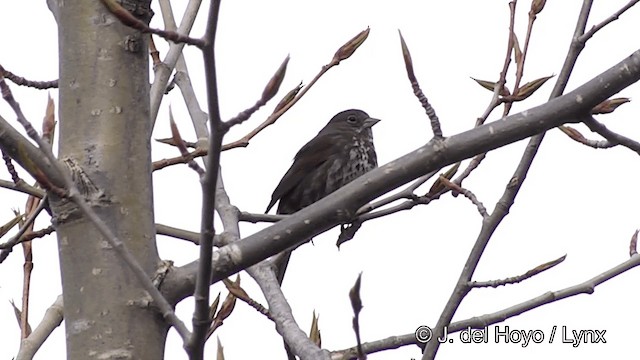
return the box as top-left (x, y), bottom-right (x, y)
top-left (324, 137), bottom-right (377, 195)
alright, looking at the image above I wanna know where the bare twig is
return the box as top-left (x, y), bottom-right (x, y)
top-left (20, 195), bottom-right (41, 339)
top-left (0, 196), bottom-right (48, 261)
top-left (0, 77), bottom-right (66, 191)
top-left (152, 147), bottom-right (208, 171)
top-left (356, 170), bottom-right (439, 216)
top-left (558, 125), bottom-right (615, 149)
top-left (222, 277), bottom-right (273, 321)
top-left (169, 109), bottom-right (205, 176)
top-left (349, 273), bottom-right (366, 360)
top-left (99, 0), bottom-right (204, 48)
top-left (186, 0), bottom-right (223, 356)
top-left (460, 1), bottom-right (518, 187)
top-left (333, 251), bottom-right (640, 359)
top-left (502, 0), bottom-right (546, 116)
top-left (398, 31), bottom-right (442, 138)
top-left (0, 64), bottom-right (58, 89)
top-left (222, 28), bottom-right (371, 150)
top-left (475, 2), bottom-right (518, 127)
top-left (156, 223), bottom-right (200, 244)
top-left (2, 150), bottom-right (21, 183)
top-left (470, 254), bottom-right (566, 288)
top-left (223, 56), bottom-right (290, 130)
top-left (582, 116), bottom-right (640, 155)
top-left (149, 0), bottom-right (203, 127)
top-left (238, 212), bottom-right (285, 223)
top-left (438, 177), bottom-right (488, 218)
top-left (579, 0), bottom-right (640, 41)
top-left (0, 179), bottom-right (45, 198)
top-left (422, 1), bottom-right (597, 358)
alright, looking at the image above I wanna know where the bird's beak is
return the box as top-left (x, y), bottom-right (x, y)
top-left (363, 117), bottom-right (381, 129)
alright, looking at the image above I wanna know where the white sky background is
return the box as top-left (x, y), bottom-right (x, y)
top-left (1, 0), bottom-right (639, 359)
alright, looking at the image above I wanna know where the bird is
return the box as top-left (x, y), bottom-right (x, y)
top-left (266, 109), bottom-right (380, 284)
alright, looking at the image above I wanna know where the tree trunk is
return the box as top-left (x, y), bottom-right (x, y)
top-left (53, 1), bottom-right (166, 358)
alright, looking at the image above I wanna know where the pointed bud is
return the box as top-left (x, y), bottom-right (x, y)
top-left (333, 27), bottom-right (370, 63)
top-left (630, 230), bottom-right (638, 257)
top-left (216, 337), bottom-right (225, 360)
top-left (471, 77), bottom-right (510, 96)
top-left (399, 30), bottom-right (417, 82)
top-left (273, 81), bottom-right (303, 114)
top-left (591, 97), bottom-right (630, 114)
top-left (512, 32), bottom-right (523, 71)
top-left (559, 125), bottom-right (587, 143)
top-left (512, 75), bottom-right (554, 101)
top-left (427, 162), bottom-right (461, 196)
top-left (262, 55), bottom-right (290, 102)
top-left (309, 311), bottom-right (322, 347)
top-left (531, 0), bottom-right (546, 15)
top-left (349, 273), bottom-right (363, 315)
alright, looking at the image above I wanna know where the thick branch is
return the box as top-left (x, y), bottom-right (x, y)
top-left (161, 49), bottom-right (640, 302)
top-left (0, 114), bottom-right (65, 187)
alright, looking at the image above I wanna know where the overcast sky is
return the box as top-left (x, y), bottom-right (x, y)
top-left (1, 1), bottom-right (640, 359)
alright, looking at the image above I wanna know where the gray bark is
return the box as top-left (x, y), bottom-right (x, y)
top-left (53, 1), bottom-right (166, 359)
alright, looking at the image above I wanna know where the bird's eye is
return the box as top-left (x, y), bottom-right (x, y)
top-left (347, 115), bottom-right (357, 123)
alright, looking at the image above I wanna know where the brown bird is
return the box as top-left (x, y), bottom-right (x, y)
top-left (266, 109), bottom-right (380, 284)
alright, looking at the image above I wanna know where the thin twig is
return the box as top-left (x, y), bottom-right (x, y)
top-left (423, 1), bottom-right (597, 358)
top-left (438, 177), bottom-right (488, 218)
top-left (582, 116), bottom-right (640, 155)
top-left (223, 56), bottom-right (290, 130)
top-left (459, 1), bottom-right (519, 187)
top-left (331, 251), bottom-right (640, 360)
top-left (356, 170), bottom-right (439, 216)
top-left (398, 31), bottom-right (442, 138)
top-left (349, 274), bottom-right (366, 360)
top-left (0, 180), bottom-right (45, 198)
top-left (149, 0), bottom-right (203, 127)
top-left (557, 125), bottom-right (615, 149)
top-left (186, 0), bottom-right (223, 356)
top-left (579, 0), bottom-right (640, 41)
top-left (0, 196), bottom-right (48, 258)
top-left (469, 254), bottom-right (566, 288)
top-left (2, 150), bottom-right (21, 183)
top-left (0, 65), bottom-right (58, 89)
top-left (156, 223), bottom-right (200, 244)
top-left (222, 28), bottom-right (371, 150)
top-left (502, 0), bottom-right (542, 116)
top-left (20, 195), bottom-right (40, 339)
top-left (99, 0), bottom-right (205, 48)
top-left (238, 212), bottom-right (285, 223)
top-left (169, 109), bottom-right (205, 176)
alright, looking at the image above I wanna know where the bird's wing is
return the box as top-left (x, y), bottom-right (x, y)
top-left (265, 133), bottom-right (341, 213)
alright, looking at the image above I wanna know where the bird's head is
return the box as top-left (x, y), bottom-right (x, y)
top-left (325, 109), bottom-right (380, 135)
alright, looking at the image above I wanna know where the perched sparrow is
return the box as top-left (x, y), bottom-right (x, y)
top-left (266, 109), bottom-right (380, 283)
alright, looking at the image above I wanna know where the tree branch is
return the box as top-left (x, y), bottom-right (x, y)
top-left (582, 116), bottom-right (640, 154)
top-left (15, 295), bottom-right (64, 360)
top-left (332, 252), bottom-right (640, 359)
top-left (149, 0), bottom-right (203, 129)
top-left (186, 0), bottom-right (223, 357)
top-left (162, 48), bottom-right (640, 302)
top-left (423, 1), bottom-right (597, 358)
